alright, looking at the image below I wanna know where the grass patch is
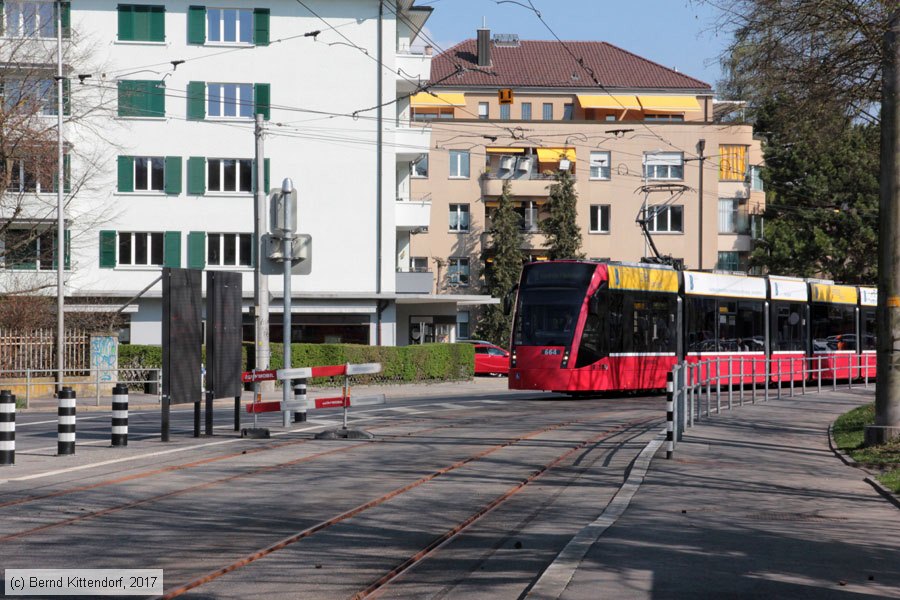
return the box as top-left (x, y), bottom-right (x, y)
top-left (833, 402), bottom-right (900, 493)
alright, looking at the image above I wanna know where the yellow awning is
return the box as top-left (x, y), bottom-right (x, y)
top-left (536, 148), bottom-right (576, 162)
top-left (577, 94), bottom-right (641, 110)
top-left (485, 147), bottom-right (525, 154)
top-left (409, 92), bottom-right (466, 107)
top-left (637, 95), bottom-right (702, 112)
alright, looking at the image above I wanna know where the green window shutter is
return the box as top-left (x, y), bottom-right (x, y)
top-left (99, 230), bottom-right (117, 268)
top-left (62, 77), bottom-right (71, 116)
top-left (187, 231), bottom-right (206, 269)
top-left (186, 81), bottom-right (206, 120)
top-left (149, 6), bottom-right (165, 42)
top-left (163, 231), bottom-right (181, 267)
top-left (59, 2), bottom-right (71, 38)
top-left (187, 156), bottom-right (205, 195)
top-left (117, 156), bottom-right (134, 192)
top-left (63, 153), bottom-right (71, 193)
top-left (187, 6), bottom-right (205, 44)
top-left (117, 80), bottom-right (136, 116)
top-left (253, 8), bottom-right (270, 46)
top-left (148, 81), bottom-right (165, 117)
top-left (118, 5), bottom-right (135, 41)
top-left (254, 83), bottom-right (270, 121)
top-left (164, 156), bottom-right (182, 194)
top-left (264, 158), bottom-right (270, 192)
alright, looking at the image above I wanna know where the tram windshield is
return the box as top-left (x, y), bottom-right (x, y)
top-left (513, 263), bottom-right (594, 347)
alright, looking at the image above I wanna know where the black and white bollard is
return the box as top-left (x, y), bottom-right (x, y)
top-left (111, 383), bottom-right (129, 447)
top-left (666, 371), bottom-right (675, 460)
top-left (0, 390), bottom-right (15, 466)
top-left (293, 378), bottom-right (308, 423)
top-left (58, 386), bottom-right (76, 456)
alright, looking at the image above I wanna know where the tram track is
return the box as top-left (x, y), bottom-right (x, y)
top-left (155, 415), bottom-right (659, 599)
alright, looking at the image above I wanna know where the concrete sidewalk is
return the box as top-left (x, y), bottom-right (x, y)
top-left (551, 388), bottom-right (900, 599)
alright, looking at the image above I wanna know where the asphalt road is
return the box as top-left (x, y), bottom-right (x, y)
top-left (0, 378), bottom-right (666, 599)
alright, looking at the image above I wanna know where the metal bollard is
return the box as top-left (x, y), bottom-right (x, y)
top-left (1, 390), bottom-right (15, 465)
top-left (111, 383), bottom-right (128, 447)
top-left (58, 386), bottom-right (76, 456)
top-left (293, 378), bottom-right (308, 423)
top-left (666, 371), bottom-right (675, 459)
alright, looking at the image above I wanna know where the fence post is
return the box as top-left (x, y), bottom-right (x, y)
top-left (58, 386), bottom-right (76, 456)
top-left (728, 355), bottom-right (733, 411)
top-left (24, 368), bottom-right (31, 410)
top-left (1, 390), bottom-right (14, 466)
top-left (865, 354), bottom-right (870, 389)
top-left (666, 371), bottom-right (675, 459)
top-left (802, 356), bottom-right (806, 395)
top-left (716, 356), bottom-right (721, 414)
top-left (833, 357), bottom-right (837, 391)
top-left (111, 383), bottom-right (128, 447)
top-left (789, 357), bottom-right (794, 397)
top-left (776, 357), bottom-right (782, 400)
top-left (818, 357), bottom-right (823, 393)
top-left (849, 354), bottom-right (855, 390)
top-left (739, 357), bottom-right (745, 406)
top-left (705, 360), bottom-right (712, 418)
top-left (765, 356), bottom-right (771, 402)
top-left (293, 378), bottom-right (308, 423)
top-left (687, 363), bottom-right (694, 426)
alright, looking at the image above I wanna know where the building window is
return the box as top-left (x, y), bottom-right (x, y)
top-left (717, 251), bottom-right (741, 272)
top-left (647, 205), bottom-right (683, 233)
top-left (1, 227), bottom-right (68, 270)
top-left (207, 158), bottom-right (252, 192)
top-left (719, 144), bottom-right (747, 181)
top-left (134, 157), bottom-right (165, 191)
top-left (207, 8), bottom-right (252, 43)
top-left (4, 1), bottom-right (64, 38)
top-left (449, 204), bottom-right (470, 232)
top-left (5, 155), bottom-right (68, 193)
top-left (207, 83), bottom-right (254, 118)
top-left (542, 102), bottom-right (553, 120)
top-left (514, 201), bottom-right (539, 232)
top-left (718, 198), bottom-right (749, 234)
top-left (750, 165), bottom-right (764, 191)
top-left (119, 232), bottom-right (165, 266)
top-left (478, 102), bottom-right (489, 119)
top-left (448, 257), bottom-right (470, 286)
top-left (521, 102), bottom-right (532, 120)
top-left (589, 151), bottom-right (611, 180)
top-left (411, 155), bottom-right (428, 178)
top-left (207, 232), bottom-right (252, 266)
top-left (118, 80), bottom-right (165, 118)
top-left (457, 311), bottom-right (470, 339)
top-left (645, 114), bottom-right (685, 122)
top-left (410, 256), bottom-right (428, 272)
top-left (644, 152), bottom-right (684, 180)
top-left (590, 205), bottom-right (610, 233)
top-left (449, 150), bottom-right (470, 178)
top-left (117, 4), bottom-right (165, 42)
top-left (500, 104), bottom-right (510, 120)
top-left (563, 103), bottom-right (574, 120)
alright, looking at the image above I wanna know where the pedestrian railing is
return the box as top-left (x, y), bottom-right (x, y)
top-left (666, 353), bottom-right (875, 458)
top-left (0, 367), bottom-right (162, 408)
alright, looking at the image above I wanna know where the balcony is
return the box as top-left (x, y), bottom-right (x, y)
top-left (395, 51), bottom-right (432, 91)
top-left (396, 270), bottom-right (434, 294)
top-left (481, 175), bottom-right (562, 197)
top-left (392, 124), bottom-right (431, 162)
top-left (395, 197), bottom-right (431, 231)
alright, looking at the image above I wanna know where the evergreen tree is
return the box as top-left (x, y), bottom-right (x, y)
top-left (475, 180), bottom-right (524, 345)
top-left (540, 170), bottom-right (584, 260)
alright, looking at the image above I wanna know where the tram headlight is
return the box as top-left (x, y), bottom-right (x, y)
top-left (561, 350), bottom-right (570, 368)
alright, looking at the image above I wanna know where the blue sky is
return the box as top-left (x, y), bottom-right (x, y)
top-left (417, 0), bottom-right (732, 90)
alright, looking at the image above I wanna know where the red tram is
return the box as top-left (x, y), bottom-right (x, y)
top-left (507, 260), bottom-right (877, 394)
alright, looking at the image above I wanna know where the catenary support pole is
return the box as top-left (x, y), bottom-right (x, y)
top-left (254, 114), bottom-right (271, 391)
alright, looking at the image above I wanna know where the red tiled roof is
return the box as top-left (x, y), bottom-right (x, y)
top-left (429, 39), bottom-right (711, 91)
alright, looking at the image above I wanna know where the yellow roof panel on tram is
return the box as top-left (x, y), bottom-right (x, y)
top-left (608, 265), bottom-right (678, 293)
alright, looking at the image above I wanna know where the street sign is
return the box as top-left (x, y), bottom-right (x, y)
top-left (498, 88), bottom-right (514, 104)
top-left (241, 369), bottom-right (278, 383)
top-left (260, 233), bottom-right (312, 276)
top-left (346, 363), bottom-right (382, 376)
top-left (269, 188), bottom-right (298, 234)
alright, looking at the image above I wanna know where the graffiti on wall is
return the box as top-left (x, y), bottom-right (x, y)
top-left (90, 335), bottom-right (118, 382)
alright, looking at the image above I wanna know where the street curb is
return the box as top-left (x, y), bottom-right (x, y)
top-left (828, 423), bottom-right (900, 511)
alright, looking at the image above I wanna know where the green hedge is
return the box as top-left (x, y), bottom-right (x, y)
top-left (119, 342), bottom-right (474, 385)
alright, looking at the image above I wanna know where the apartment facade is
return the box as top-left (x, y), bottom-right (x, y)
top-left (0, 1), bottom-right (495, 346)
top-left (409, 31), bottom-right (765, 335)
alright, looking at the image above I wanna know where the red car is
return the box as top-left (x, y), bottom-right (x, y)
top-left (465, 341), bottom-right (510, 376)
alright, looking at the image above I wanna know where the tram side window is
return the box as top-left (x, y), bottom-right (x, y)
top-left (575, 289), bottom-right (609, 368)
top-left (772, 302), bottom-right (806, 352)
top-left (810, 303), bottom-right (856, 351)
top-left (861, 308), bottom-right (876, 351)
top-left (736, 301), bottom-right (764, 351)
top-left (632, 293), bottom-right (676, 353)
top-left (686, 297), bottom-right (717, 352)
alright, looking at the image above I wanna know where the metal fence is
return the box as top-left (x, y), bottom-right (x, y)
top-left (0, 367), bottom-right (161, 408)
top-left (0, 328), bottom-right (91, 372)
top-left (667, 353), bottom-right (874, 457)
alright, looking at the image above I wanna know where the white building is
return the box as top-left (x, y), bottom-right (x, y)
top-left (0, 1), bottom-right (494, 346)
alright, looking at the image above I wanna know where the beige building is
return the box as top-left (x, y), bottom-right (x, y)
top-left (403, 30), bottom-right (764, 339)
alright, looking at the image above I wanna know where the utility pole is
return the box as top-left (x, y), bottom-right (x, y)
top-left (870, 9), bottom-right (900, 446)
top-left (254, 114), bottom-right (271, 386)
top-left (696, 139), bottom-right (706, 270)
top-left (55, 0), bottom-right (65, 391)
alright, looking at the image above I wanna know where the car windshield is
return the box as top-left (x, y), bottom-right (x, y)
top-left (513, 263), bottom-right (594, 347)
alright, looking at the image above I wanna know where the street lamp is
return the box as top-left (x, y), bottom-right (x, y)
top-left (695, 139), bottom-right (706, 269)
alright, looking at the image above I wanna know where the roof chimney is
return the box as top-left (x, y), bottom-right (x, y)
top-left (477, 27), bottom-right (491, 67)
